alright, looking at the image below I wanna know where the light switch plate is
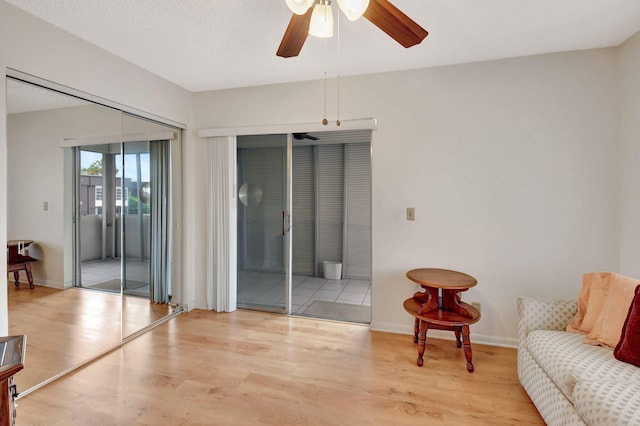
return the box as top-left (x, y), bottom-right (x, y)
top-left (406, 207), bottom-right (415, 221)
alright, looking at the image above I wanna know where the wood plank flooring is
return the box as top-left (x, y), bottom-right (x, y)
top-left (15, 309), bottom-right (544, 425)
top-left (8, 285), bottom-right (172, 392)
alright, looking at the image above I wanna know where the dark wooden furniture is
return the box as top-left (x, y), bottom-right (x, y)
top-left (7, 240), bottom-right (37, 289)
top-left (1, 335), bottom-right (26, 426)
top-left (404, 268), bottom-right (481, 372)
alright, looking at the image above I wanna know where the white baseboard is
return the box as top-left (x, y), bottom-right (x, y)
top-left (370, 321), bottom-right (517, 349)
top-left (10, 279), bottom-right (65, 289)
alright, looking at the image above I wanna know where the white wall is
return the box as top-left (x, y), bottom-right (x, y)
top-left (194, 48), bottom-right (623, 345)
top-left (7, 105), bottom-right (121, 287)
top-left (0, 0), bottom-right (193, 334)
top-left (618, 31), bottom-right (640, 277)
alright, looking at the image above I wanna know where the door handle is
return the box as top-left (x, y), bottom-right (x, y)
top-left (282, 211), bottom-right (291, 236)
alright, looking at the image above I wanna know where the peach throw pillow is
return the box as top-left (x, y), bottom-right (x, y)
top-left (566, 272), bottom-right (610, 334)
top-left (585, 273), bottom-right (639, 348)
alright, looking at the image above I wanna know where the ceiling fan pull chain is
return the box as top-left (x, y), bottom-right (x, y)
top-left (336, 74), bottom-right (341, 126)
top-left (323, 71), bottom-right (328, 125)
top-left (336, 10), bottom-right (341, 126)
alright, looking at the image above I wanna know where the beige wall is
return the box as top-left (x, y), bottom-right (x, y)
top-left (618, 31), bottom-right (640, 277)
top-left (194, 48), bottom-right (623, 345)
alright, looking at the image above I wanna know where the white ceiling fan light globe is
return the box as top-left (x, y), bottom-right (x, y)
top-left (336, 0), bottom-right (370, 21)
top-left (308, 0), bottom-right (334, 38)
top-left (285, 0), bottom-right (315, 15)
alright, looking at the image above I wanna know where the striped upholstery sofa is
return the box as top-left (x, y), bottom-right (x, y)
top-left (517, 296), bottom-right (640, 425)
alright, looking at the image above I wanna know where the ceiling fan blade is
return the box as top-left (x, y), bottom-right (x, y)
top-left (276, 8), bottom-right (314, 58)
top-left (363, 0), bottom-right (428, 48)
top-left (293, 132), bottom-right (319, 140)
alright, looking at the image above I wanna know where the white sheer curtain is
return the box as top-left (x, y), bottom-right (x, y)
top-left (207, 136), bottom-right (237, 312)
top-left (150, 140), bottom-right (172, 303)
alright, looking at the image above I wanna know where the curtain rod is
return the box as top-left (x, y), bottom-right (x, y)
top-left (197, 118), bottom-right (377, 138)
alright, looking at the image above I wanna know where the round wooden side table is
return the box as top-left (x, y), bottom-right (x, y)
top-left (404, 268), bottom-right (481, 372)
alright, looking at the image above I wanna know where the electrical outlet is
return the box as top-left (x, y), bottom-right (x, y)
top-left (43, 201), bottom-right (49, 211)
top-left (406, 207), bottom-right (415, 221)
top-left (471, 302), bottom-right (481, 313)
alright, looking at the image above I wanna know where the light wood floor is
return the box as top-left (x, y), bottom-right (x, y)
top-left (8, 285), bottom-right (172, 391)
top-left (15, 309), bottom-right (544, 425)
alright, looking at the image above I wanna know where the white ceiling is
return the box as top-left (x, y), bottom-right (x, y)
top-left (6, 0), bottom-right (640, 92)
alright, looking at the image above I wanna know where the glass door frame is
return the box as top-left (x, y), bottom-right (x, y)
top-left (284, 133), bottom-right (293, 314)
top-left (235, 134), bottom-right (292, 314)
top-left (72, 147), bottom-right (81, 286)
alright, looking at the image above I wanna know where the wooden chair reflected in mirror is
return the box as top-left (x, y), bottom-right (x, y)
top-left (7, 240), bottom-right (37, 290)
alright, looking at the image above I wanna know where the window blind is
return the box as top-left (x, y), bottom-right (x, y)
top-left (344, 143), bottom-right (371, 279)
top-left (240, 145), bottom-right (285, 272)
top-left (292, 145), bottom-right (315, 275)
top-left (316, 144), bottom-right (345, 275)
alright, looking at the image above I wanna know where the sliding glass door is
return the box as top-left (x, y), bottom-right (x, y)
top-left (289, 132), bottom-right (372, 323)
top-left (75, 144), bottom-right (121, 292)
top-left (74, 141), bottom-right (153, 298)
top-left (234, 130), bottom-right (372, 322)
top-left (236, 134), bottom-right (291, 312)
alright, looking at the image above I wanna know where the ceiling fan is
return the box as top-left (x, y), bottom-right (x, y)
top-left (277, 0), bottom-right (428, 58)
top-left (293, 132), bottom-right (319, 140)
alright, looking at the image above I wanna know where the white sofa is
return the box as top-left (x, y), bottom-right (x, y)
top-left (517, 296), bottom-right (640, 425)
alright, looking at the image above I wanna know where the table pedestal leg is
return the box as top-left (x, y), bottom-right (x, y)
top-left (416, 319), bottom-right (428, 367)
top-left (413, 318), bottom-right (419, 343)
top-left (461, 324), bottom-right (474, 372)
top-left (442, 289), bottom-right (474, 319)
top-left (454, 330), bottom-right (462, 348)
top-left (25, 263), bottom-right (34, 289)
top-left (413, 287), bottom-right (439, 315)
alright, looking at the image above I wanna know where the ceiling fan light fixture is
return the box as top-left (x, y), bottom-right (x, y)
top-left (285, 0), bottom-right (315, 15)
top-left (336, 0), bottom-right (369, 21)
top-left (309, 0), bottom-right (334, 38)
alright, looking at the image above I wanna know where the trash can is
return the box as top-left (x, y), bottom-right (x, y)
top-left (323, 261), bottom-right (342, 280)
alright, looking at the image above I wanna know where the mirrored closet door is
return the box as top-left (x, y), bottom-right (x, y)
top-left (6, 75), bottom-right (181, 394)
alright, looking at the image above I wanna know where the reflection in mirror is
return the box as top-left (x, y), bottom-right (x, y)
top-left (6, 78), bottom-right (123, 392)
top-left (120, 114), bottom-right (178, 338)
top-left (238, 183), bottom-right (263, 207)
top-left (6, 77), bottom-right (181, 395)
top-left (76, 143), bottom-right (122, 292)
